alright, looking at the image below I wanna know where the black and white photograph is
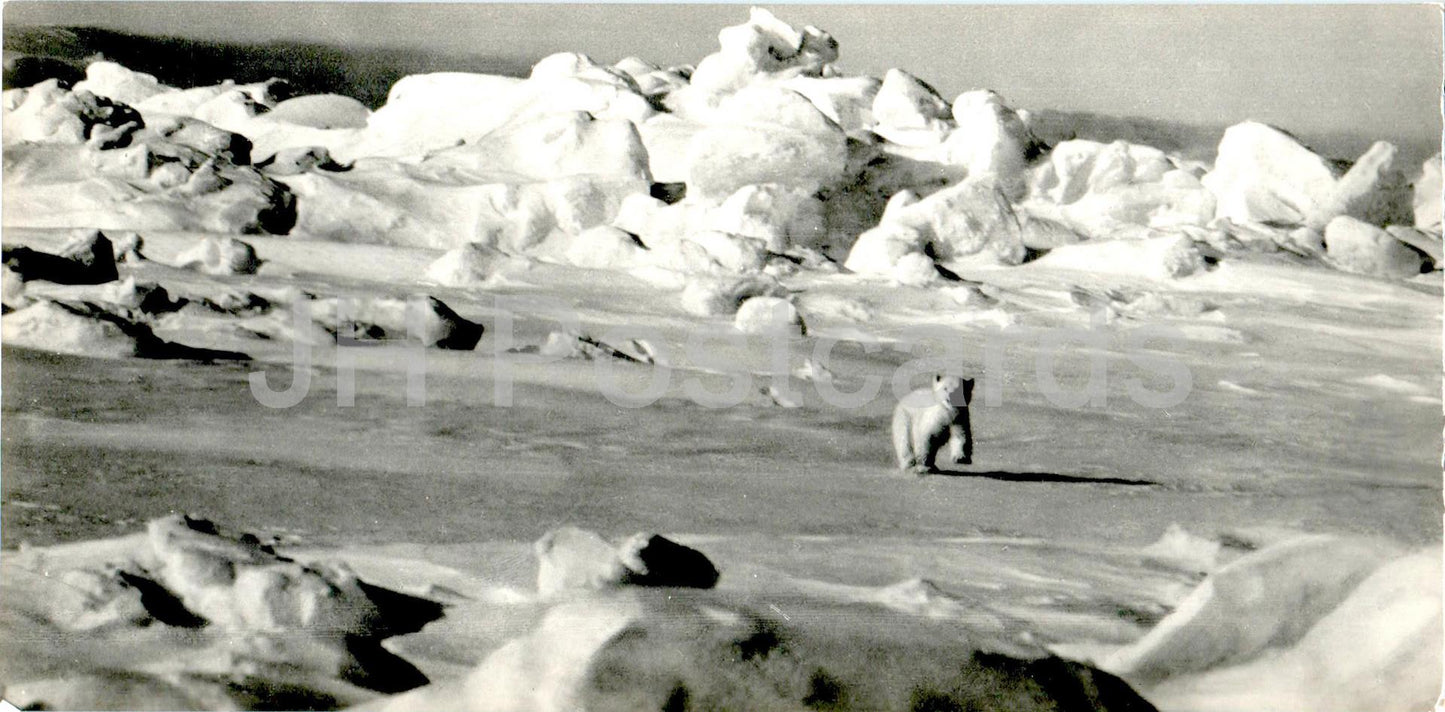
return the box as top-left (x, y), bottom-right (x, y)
top-left (0, 2), bottom-right (1441, 710)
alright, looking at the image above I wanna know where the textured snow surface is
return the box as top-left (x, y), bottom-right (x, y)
top-left (1, 7), bottom-right (1440, 712)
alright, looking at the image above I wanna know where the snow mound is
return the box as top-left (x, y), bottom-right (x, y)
top-left (1199, 120), bottom-right (1408, 234)
top-left (682, 89), bottom-right (848, 201)
top-left (562, 225), bottom-right (647, 269)
top-left (308, 294), bottom-right (484, 350)
top-left (1141, 524), bottom-right (1221, 574)
top-left (277, 113), bottom-right (649, 249)
top-left (279, 159), bottom-right (641, 250)
top-left (942, 90), bottom-right (1041, 199)
top-left (1032, 140), bottom-right (1175, 205)
top-left (424, 243), bottom-right (526, 286)
top-left (257, 145), bottom-right (346, 176)
top-left (522, 52), bottom-right (654, 124)
top-left (72, 61), bottom-right (167, 106)
top-left (32, 276), bottom-right (183, 316)
top-left (706, 183), bottom-right (826, 252)
top-left (145, 514), bottom-right (426, 634)
top-left (278, 165), bottom-right (531, 249)
top-left (423, 111), bottom-right (651, 184)
top-left (1414, 154), bottom-right (1442, 233)
top-left (7, 515), bottom-right (444, 710)
top-left (535, 527), bottom-right (625, 597)
top-left (677, 230), bottom-right (770, 273)
top-left (892, 251), bottom-right (942, 286)
top-left (1266, 547), bottom-right (1441, 711)
top-left (734, 296), bottom-right (805, 336)
top-left (535, 526), bottom-right (719, 597)
top-left (1147, 547), bottom-right (1441, 712)
top-left (625, 63), bottom-right (691, 99)
top-left (1023, 139), bottom-right (1214, 238)
top-left (844, 192), bottom-right (927, 274)
top-left (1384, 225), bottom-right (1441, 266)
top-left (183, 88), bottom-right (265, 132)
top-left (145, 115), bottom-right (253, 165)
top-left (1313, 140), bottom-right (1412, 230)
top-left (3, 229), bottom-right (118, 285)
top-left (2, 299), bottom-right (247, 360)
top-left (882, 177), bottom-right (1028, 264)
top-left (684, 7), bottom-right (838, 98)
top-left (1103, 534), bottom-right (1400, 681)
top-left (49, 566), bottom-right (154, 630)
top-left (1, 299), bottom-right (145, 357)
top-left (872, 69), bottom-right (952, 133)
top-left (679, 275), bottom-right (788, 316)
top-left (872, 578), bottom-right (975, 620)
top-left (2, 79), bottom-right (142, 145)
top-left (175, 235), bottom-right (262, 275)
top-left (353, 59), bottom-right (651, 161)
top-left (534, 330), bottom-right (654, 364)
top-left (132, 76), bottom-right (290, 119)
top-left (4, 91), bottom-right (297, 234)
top-left (1323, 216), bottom-right (1424, 278)
top-left (614, 183), bottom-right (832, 261)
top-left (367, 589), bottom-right (1153, 712)
top-left (1032, 234), bottom-right (1206, 280)
top-left (800, 293), bottom-right (875, 324)
top-left (782, 74), bottom-right (880, 134)
top-left (355, 71), bottom-right (524, 157)
top-left (530, 51), bottom-right (637, 88)
top-left (1018, 212), bottom-right (1087, 249)
top-left (265, 93), bottom-right (370, 129)
top-left (2, 265), bottom-right (27, 311)
top-left (612, 56), bottom-right (660, 78)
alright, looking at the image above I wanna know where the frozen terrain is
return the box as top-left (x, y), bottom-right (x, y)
top-left (1, 7), bottom-right (1441, 712)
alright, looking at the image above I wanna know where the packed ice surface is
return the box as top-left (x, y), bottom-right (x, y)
top-left (1, 6), bottom-right (1441, 712)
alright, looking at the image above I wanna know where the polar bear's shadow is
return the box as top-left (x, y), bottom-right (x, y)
top-left (928, 468), bottom-right (1158, 487)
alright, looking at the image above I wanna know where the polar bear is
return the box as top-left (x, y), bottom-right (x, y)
top-left (892, 375), bottom-right (974, 474)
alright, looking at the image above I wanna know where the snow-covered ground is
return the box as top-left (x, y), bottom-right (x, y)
top-left (1, 8), bottom-right (1440, 712)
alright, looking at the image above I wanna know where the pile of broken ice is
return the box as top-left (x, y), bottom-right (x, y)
top-left (3, 7), bottom-right (1437, 307)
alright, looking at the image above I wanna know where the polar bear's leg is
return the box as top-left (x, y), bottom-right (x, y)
top-left (943, 431), bottom-right (963, 465)
top-left (891, 408), bottom-right (915, 470)
top-left (946, 422), bottom-right (971, 465)
top-left (915, 418), bottom-right (943, 472)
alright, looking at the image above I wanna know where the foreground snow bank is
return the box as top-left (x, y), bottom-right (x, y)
top-left (5, 516), bottom-right (445, 710)
top-left (1143, 545), bottom-right (1441, 712)
top-left (367, 592), bottom-right (1155, 712)
top-left (1098, 533), bottom-right (1436, 712)
top-left (360, 522), bottom-right (1156, 712)
top-left (1103, 534), bottom-right (1401, 681)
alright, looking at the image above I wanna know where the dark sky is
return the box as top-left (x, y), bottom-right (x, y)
top-left (6, 3), bottom-right (1442, 151)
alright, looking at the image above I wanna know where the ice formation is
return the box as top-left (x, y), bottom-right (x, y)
top-left (0, 8), bottom-right (1439, 712)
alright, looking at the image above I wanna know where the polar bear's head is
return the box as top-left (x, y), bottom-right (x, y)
top-left (934, 375), bottom-right (975, 408)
